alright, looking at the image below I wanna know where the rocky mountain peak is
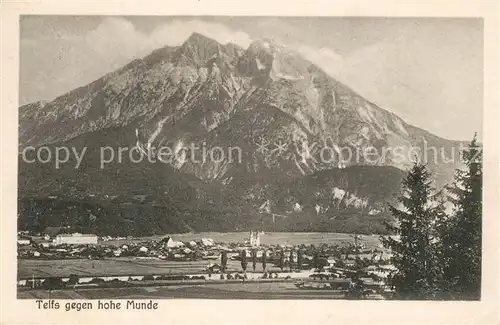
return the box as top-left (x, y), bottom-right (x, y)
top-left (175, 32), bottom-right (224, 67)
top-left (19, 33), bottom-right (462, 184)
top-left (184, 32), bottom-right (219, 46)
top-left (18, 32), bottom-right (464, 235)
top-left (224, 42), bottom-right (245, 56)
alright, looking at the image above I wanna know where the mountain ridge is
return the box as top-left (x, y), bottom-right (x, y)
top-left (18, 32), bottom-right (463, 235)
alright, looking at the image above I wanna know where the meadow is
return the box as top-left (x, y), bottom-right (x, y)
top-left (18, 282), bottom-right (355, 300)
top-left (18, 258), bottom-right (245, 278)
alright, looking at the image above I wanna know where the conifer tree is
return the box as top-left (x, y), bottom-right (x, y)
top-left (240, 250), bottom-right (248, 273)
top-left (221, 251), bottom-right (228, 274)
top-left (278, 250), bottom-right (285, 272)
top-left (443, 135), bottom-right (482, 300)
top-left (313, 251), bottom-right (320, 272)
top-left (251, 249), bottom-right (257, 272)
top-left (262, 249), bottom-right (267, 272)
top-left (381, 161), bottom-right (442, 299)
top-left (297, 249), bottom-right (303, 270)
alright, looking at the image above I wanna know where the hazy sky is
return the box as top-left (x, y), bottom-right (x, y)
top-left (20, 16), bottom-right (483, 141)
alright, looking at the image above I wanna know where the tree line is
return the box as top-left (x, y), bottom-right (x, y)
top-left (381, 135), bottom-right (482, 300)
top-left (217, 247), bottom-right (331, 279)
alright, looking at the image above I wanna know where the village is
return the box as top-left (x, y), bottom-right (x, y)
top-left (17, 230), bottom-right (396, 299)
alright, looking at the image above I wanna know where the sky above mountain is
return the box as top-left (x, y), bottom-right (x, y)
top-left (20, 16), bottom-right (482, 141)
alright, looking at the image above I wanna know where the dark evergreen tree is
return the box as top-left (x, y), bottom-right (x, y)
top-left (42, 278), bottom-right (65, 290)
top-left (313, 251), bottom-right (320, 272)
top-left (67, 274), bottom-right (79, 286)
top-left (207, 267), bottom-right (213, 279)
top-left (251, 249), bottom-right (257, 272)
top-left (262, 250), bottom-right (267, 272)
top-left (221, 251), bottom-right (228, 274)
top-left (289, 250), bottom-right (294, 272)
top-left (278, 250), bottom-right (285, 272)
top-left (380, 161), bottom-right (443, 299)
top-left (442, 135), bottom-right (482, 300)
top-left (297, 249), bottom-right (303, 270)
top-left (240, 250), bottom-right (248, 273)
top-left (353, 235), bottom-right (362, 270)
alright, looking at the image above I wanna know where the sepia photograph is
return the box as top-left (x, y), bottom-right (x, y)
top-left (1, 3), bottom-right (499, 324)
top-left (14, 15), bottom-right (486, 301)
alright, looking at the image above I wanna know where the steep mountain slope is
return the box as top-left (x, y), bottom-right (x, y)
top-left (18, 33), bottom-right (463, 235)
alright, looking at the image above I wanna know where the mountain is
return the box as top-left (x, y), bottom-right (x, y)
top-left (18, 33), bottom-right (463, 236)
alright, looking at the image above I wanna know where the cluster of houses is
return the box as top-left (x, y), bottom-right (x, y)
top-left (17, 231), bottom-right (218, 260)
top-left (17, 229), bottom-right (396, 296)
top-left (108, 236), bottom-right (219, 261)
top-left (18, 229), bottom-right (267, 262)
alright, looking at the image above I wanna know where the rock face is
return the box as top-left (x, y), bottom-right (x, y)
top-left (18, 33), bottom-right (463, 235)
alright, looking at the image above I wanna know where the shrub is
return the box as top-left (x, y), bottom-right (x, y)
top-left (41, 278), bottom-right (65, 290)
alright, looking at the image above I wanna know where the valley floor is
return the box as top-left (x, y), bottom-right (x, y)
top-left (18, 281), bottom-right (386, 300)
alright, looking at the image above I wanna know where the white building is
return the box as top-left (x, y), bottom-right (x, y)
top-left (162, 236), bottom-right (184, 248)
top-left (54, 233), bottom-right (98, 245)
top-left (201, 238), bottom-right (214, 246)
top-left (249, 231), bottom-right (262, 246)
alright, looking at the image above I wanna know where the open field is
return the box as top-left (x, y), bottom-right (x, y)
top-left (18, 258), bottom-right (239, 278)
top-left (18, 282), bottom-right (371, 299)
top-left (18, 258), bottom-right (288, 279)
